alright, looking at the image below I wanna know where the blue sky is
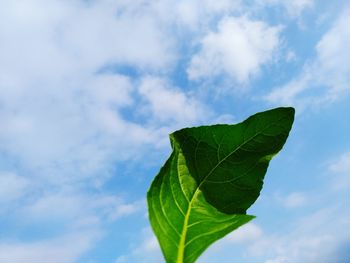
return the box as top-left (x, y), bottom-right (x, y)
top-left (0, 0), bottom-right (350, 262)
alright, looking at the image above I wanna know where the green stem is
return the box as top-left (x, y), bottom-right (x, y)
top-left (176, 189), bottom-right (200, 263)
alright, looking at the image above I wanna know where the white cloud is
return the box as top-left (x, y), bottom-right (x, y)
top-left (226, 223), bottom-right (263, 243)
top-left (0, 3), bottom-right (212, 260)
top-left (0, 1), bottom-right (174, 79)
top-left (239, 206), bottom-right (350, 263)
top-left (18, 190), bottom-right (142, 225)
top-left (87, 75), bottom-right (134, 108)
top-left (256, 0), bottom-right (313, 17)
top-left (266, 9), bottom-right (350, 110)
top-left (329, 152), bottom-right (350, 173)
top-left (0, 74), bottom-right (141, 184)
top-left (188, 16), bottom-right (281, 84)
top-left (285, 50), bottom-right (297, 62)
top-left (0, 172), bottom-right (29, 204)
top-left (169, 0), bottom-right (241, 29)
top-left (138, 76), bottom-right (208, 125)
top-left (261, 235), bottom-right (334, 263)
top-left (107, 199), bottom-right (144, 221)
top-left (328, 151), bottom-right (350, 190)
top-left (0, 1), bottom-right (213, 186)
top-left (23, 193), bottom-right (84, 220)
top-left (0, 73), bottom-right (207, 186)
top-left (114, 228), bottom-right (162, 263)
top-left (0, 231), bottom-right (99, 263)
top-left (279, 192), bottom-right (307, 208)
top-left (0, 0), bottom-right (180, 186)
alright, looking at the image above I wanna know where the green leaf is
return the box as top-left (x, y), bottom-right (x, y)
top-left (147, 107), bottom-right (295, 263)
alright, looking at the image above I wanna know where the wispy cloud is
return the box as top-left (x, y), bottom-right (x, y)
top-left (0, 231), bottom-right (100, 263)
top-left (255, 0), bottom-right (314, 18)
top-left (0, 2), bottom-right (212, 260)
top-left (226, 223), bottom-right (263, 243)
top-left (328, 151), bottom-right (350, 190)
top-left (114, 228), bottom-right (162, 263)
top-left (138, 76), bottom-right (208, 125)
top-left (188, 16), bottom-right (281, 84)
top-left (0, 172), bottom-right (29, 205)
top-left (265, 8), bottom-right (350, 111)
top-left (276, 192), bottom-right (308, 208)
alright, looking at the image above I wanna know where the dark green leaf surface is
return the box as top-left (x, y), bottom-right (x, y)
top-left (147, 107), bottom-right (295, 263)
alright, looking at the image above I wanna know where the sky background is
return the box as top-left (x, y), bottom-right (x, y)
top-left (0, 0), bottom-right (350, 262)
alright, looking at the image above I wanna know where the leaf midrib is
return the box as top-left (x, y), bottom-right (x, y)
top-left (175, 119), bottom-right (285, 263)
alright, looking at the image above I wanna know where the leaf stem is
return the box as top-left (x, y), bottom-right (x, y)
top-left (176, 189), bottom-right (200, 263)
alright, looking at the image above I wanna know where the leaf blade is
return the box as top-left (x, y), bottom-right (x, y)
top-left (147, 107), bottom-right (295, 263)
